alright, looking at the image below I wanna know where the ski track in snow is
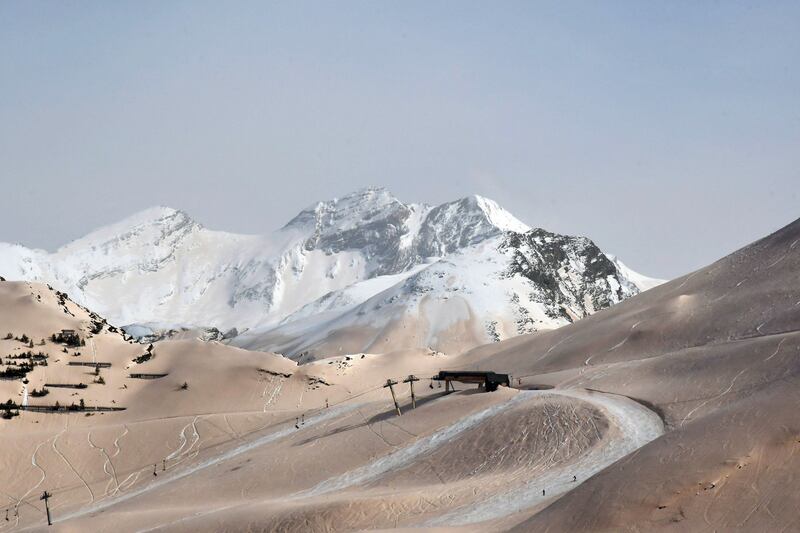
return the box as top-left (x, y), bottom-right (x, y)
top-left (766, 254), bottom-right (786, 270)
top-left (117, 470), bottom-right (144, 493)
top-left (262, 376), bottom-right (285, 412)
top-left (166, 417), bottom-right (202, 469)
top-left (135, 502), bottom-right (244, 533)
top-left (710, 277), bottom-right (747, 304)
top-left (674, 270), bottom-right (699, 291)
top-left (52, 431), bottom-right (95, 505)
top-left (585, 320), bottom-right (643, 367)
top-left (111, 426), bottom-right (129, 458)
top-left (541, 333), bottom-right (577, 360)
top-left (681, 369), bottom-right (747, 427)
top-left (49, 403), bottom-right (362, 526)
top-left (46, 389), bottom-right (664, 529)
top-left (87, 432), bottom-right (121, 498)
top-left (86, 432), bottom-right (111, 494)
top-left (165, 421), bottom-right (191, 461)
top-left (223, 415), bottom-right (238, 439)
top-left (297, 393), bottom-right (531, 498)
top-left (604, 321), bottom-right (641, 356)
top-left (428, 389), bottom-right (664, 525)
top-left (765, 338), bottom-right (787, 362)
top-left (295, 385), bottom-right (307, 409)
top-left (8, 438), bottom-right (50, 528)
top-left (678, 320), bottom-right (794, 429)
top-left (607, 336), bottom-right (629, 353)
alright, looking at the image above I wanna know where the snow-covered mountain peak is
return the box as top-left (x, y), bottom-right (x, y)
top-left (0, 188), bottom-right (663, 356)
top-left (469, 195), bottom-right (530, 233)
top-left (282, 189), bottom-right (527, 244)
top-left (280, 189), bottom-right (533, 276)
top-left (413, 195), bottom-right (522, 258)
top-left (332, 186), bottom-right (399, 208)
top-left (283, 187), bottom-right (408, 233)
top-left (57, 206), bottom-right (199, 254)
top-left (99, 205), bottom-right (192, 231)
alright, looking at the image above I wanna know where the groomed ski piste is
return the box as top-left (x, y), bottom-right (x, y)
top-left (34, 387), bottom-right (664, 530)
top-left (296, 391), bottom-right (533, 499)
top-left (292, 388), bottom-right (663, 526)
top-left (428, 389), bottom-right (664, 525)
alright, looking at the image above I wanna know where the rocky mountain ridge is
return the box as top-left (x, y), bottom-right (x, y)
top-left (0, 187), bottom-right (662, 358)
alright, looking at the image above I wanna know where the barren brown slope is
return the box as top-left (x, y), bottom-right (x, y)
top-left (0, 280), bottom-right (660, 532)
top-left (460, 217), bottom-right (800, 531)
top-left (3, 218), bottom-right (798, 532)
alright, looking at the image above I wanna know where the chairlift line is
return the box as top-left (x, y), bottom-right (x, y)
top-left (5, 380), bottom-right (388, 524)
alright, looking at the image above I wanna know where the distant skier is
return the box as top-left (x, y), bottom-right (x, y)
top-left (573, 475), bottom-right (577, 482)
top-left (542, 489), bottom-right (546, 496)
top-left (153, 464), bottom-right (157, 477)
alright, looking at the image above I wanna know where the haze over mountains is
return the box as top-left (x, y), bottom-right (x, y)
top-left (0, 188), bottom-right (661, 359)
top-left (3, 1), bottom-right (797, 530)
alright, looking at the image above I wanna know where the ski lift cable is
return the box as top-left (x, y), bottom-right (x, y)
top-left (5, 381), bottom-right (387, 516)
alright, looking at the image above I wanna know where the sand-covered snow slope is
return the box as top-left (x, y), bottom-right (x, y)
top-left (0, 279), bottom-right (664, 532)
top-left (13, 388), bottom-right (660, 533)
top-left (2, 215), bottom-right (799, 532)
top-left (462, 216), bottom-right (800, 532)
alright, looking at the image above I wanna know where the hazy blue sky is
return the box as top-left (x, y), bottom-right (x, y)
top-left (1, 1), bottom-right (798, 278)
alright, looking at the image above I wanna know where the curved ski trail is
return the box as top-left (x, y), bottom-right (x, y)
top-left (429, 389), bottom-right (664, 525)
top-left (297, 393), bottom-right (530, 498)
top-left (166, 416), bottom-right (201, 468)
top-left (10, 438), bottom-right (50, 528)
top-left (52, 431), bottom-right (95, 505)
top-left (87, 431), bottom-right (121, 498)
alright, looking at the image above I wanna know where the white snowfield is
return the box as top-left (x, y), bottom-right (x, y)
top-left (609, 255), bottom-right (666, 292)
top-left (0, 188), bottom-right (661, 358)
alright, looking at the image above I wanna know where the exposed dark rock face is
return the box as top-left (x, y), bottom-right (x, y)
top-left (0, 188), bottom-right (656, 348)
top-left (500, 229), bottom-right (633, 329)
